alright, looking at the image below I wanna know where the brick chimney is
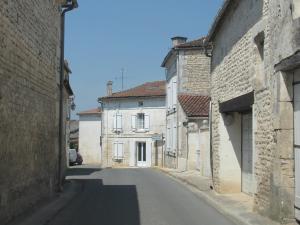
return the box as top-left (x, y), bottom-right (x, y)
top-left (171, 36), bottom-right (187, 47)
top-left (107, 81), bottom-right (113, 96)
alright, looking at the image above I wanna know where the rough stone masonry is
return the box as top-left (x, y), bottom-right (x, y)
top-left (0, 1), bottom-right (62, 223)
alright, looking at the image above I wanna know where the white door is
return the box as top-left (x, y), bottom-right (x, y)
top-left (137, 142), bottom-right (147, 167)
top-left (242, 113), bottom-right (254, 195)
top-left (294, 83), bottom-right (300, 220)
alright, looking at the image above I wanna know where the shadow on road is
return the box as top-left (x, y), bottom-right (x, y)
top-left (52, 166), bottom-right (141, 225)
top-left (66, 165), bottom-right (102, 176)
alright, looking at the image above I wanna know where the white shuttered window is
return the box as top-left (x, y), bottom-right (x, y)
top-left (113, 143), bottom-right (124, 160)
top-left (113, 113), bottom-right (122, 132)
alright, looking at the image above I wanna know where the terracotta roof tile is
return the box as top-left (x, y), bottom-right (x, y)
top-left (178, 94), bottom-right (210, 117)
top-left (77, 108), bottom-right (102, 115)
top-left (100, 81), bottom-right (166, 100)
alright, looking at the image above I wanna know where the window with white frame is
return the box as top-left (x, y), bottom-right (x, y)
top-left (113, 142), bottom-right (124, 160)
top-left (137, 113), bottom-right (145, 130)
top-left (167, 76), bottom-right (177, 110)
top-left (131, 113), bottom-right (150, 131)
top-left (113, 113), bottom-right (122, 132)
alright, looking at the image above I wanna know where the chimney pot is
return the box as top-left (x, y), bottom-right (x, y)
top-left (171, 36), bottom-right (188, 47)
top-left (107, 81), bottom-right (113, 96)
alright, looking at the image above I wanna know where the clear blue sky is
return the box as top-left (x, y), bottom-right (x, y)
top-left (65, 0), bottom-right (223, 118)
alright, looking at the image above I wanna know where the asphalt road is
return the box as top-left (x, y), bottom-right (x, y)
top-left (48, 166), bottom-right (236, 225)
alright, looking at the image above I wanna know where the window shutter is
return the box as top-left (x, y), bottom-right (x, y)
top-left (172, 121), bottom-right (177, 152)
top-left (172, 77), bottom-right (177, 109)
top-left (131, 115), bottom-right (137, 131)
top-left (113, 114), bottom-right (117, 131)
top-left (167, 84), bottom-right (172, 109)
top-left (144, 114), bottom-right (150, 131)
top-left (116, 113), bottom-right (122, 131)
top-left (113, 143), bottom-right (118, 159)
top-left (167, 122), bottom-right (171, 150)
top-left (118, 143), bottom-right (124, 159)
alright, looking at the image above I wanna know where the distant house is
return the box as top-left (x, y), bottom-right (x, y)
top-left (98, 81), bottom-right (166, 168)
top-left (78, 108), bottom-right (102, 165)
top-left (161, 37), bottom-right (211, 175)
top-left (69, 120), bottom-right (79, 149)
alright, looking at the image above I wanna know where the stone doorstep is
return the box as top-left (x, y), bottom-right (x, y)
top-left (7, 180), bottom-right (83, 225)
top-left (158, 168), bottom-right (280, 225)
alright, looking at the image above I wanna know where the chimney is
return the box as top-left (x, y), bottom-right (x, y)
top-left (171, 36), bottom-right (187, 47)
top-left (107, 81), bottom-right (113, 96)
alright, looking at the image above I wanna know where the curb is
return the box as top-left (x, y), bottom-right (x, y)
top-left (157, 168), bottom-right (279, 225)
top-left (9, 180), bottom-right (83, 225)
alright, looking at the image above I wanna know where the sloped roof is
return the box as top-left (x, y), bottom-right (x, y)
top-left (178, 94), bottom-right (210, 117)
top-left (99, 81), bottom-right (166, 100)
top-left (161, 37), bottom-right (207, 67)
top-left (175, 37), bottom-right (207, 49)
top-left (206, 0), bottom-right (233, 42)
top-left (77, 108), bottom-right (102, 115)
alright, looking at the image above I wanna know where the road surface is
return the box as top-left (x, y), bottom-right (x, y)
top-left (48, 166), bottom-right (236, 225)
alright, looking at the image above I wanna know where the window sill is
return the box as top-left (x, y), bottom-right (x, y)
top-left (133, 129), bottom-right (149, 133)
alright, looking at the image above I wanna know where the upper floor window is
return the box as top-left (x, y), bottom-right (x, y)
top-left (113, 113), bottom-right (122, 132)
top-left (137, 113), bottom-right (145, 130)
top-left (138, 101), bottom-right (144, 107)
top-left (167, 76), bottom-right (177, 111)
top-left (131, 113), bottom-right (150, 132)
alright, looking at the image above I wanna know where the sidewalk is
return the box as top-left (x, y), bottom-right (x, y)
top-left (159, 168), bottom-right (280, 225)
top-left (7, 180), bottom-right (82, 225)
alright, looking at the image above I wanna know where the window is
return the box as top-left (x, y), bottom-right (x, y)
top-left (137, 113), bottom-right (145, 130)
top-left (138, 101), bottom-right (144, 107)
top-left (113, 113), bottom-right (122, 132)
top-left (167, 76), bottom-right (177, 111)
top-left (113, 142), bottom-right (124, 160)
top-left (131, 113), bottom-right (150, 131)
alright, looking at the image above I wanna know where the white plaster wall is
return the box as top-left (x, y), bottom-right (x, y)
top-left (102, 97), bottom-right (166, 167)
top-left (218, 112), bottom-right (242, 193)
top-left (79, 114), bottom-right (102, 164)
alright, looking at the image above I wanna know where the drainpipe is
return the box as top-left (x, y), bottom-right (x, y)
top-left (58, 0), bottom-right (78, 192)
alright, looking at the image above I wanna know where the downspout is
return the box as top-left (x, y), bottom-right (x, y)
top-left (58, 0), bottom-right (78, 192)
top-left (185, 118), bottom-right (189, 171)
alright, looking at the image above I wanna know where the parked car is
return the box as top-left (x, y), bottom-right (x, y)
top-left (68, 149), bottom-right (83, 166)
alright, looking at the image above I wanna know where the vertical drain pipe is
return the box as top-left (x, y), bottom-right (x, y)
top-left (58, 0), bottom-right (78, 192)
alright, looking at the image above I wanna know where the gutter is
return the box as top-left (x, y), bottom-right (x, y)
top-left (58, 0), bottom-right (78, 192)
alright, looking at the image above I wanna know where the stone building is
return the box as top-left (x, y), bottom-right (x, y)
top-left (0, 1), bottom-right (76, 223)
top-left (78, 108), bottom-right (102, 165)
top-left (207, 0), bottom-right (300, 223)
top-left (99, 81), bottom-right (166, 168)
top-left (161, 37), bottom-right (211, 175)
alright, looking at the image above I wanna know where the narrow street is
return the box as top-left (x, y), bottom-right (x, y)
top-left (47, 166), bottom-right (235, 225)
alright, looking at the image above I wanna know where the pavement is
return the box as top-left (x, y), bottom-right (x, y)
top-left (8, 165), bottom-right (281, 225)
top-left (158, 168), bottom-right (280, 225)
top-left (9, 165), bottom-right (238, 225)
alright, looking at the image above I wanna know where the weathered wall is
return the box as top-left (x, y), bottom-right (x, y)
top-left (179, 50), bottom-right (211, 96)
top-left (211, 0), bottom-right (300, 223)
top-left (102, 97), bottom-right (166, 168)
top-left (79, 114), bottom-right (102, 164)
top-left (0, 1), bottom-right (61, 223)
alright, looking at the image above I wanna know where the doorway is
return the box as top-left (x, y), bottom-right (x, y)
top-left (137, 142), bottom-right (147, 167)
top-left (241, 112), bottom-right (254, 195)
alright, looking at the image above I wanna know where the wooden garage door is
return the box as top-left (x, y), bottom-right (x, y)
top-left (294, 83), bottom-right (300, 219)
top-left (242, 113), bottom-right (253, 195)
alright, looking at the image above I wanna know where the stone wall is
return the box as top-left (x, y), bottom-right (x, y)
top-left (0, 1), bottom-right (61, 223)
top-left (179, 50), bottom-right (211, 96)
top-left (210, 0), bottom-right (299, 223)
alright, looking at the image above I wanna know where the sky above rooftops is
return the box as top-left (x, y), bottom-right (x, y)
top-left (65, 0), bottom-right (223, 118)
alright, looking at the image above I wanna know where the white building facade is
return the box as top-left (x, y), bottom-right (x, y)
top-left (78, 108), bottom-right (102, 165)
top-left (99, 81), bottom-right (166, 168)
